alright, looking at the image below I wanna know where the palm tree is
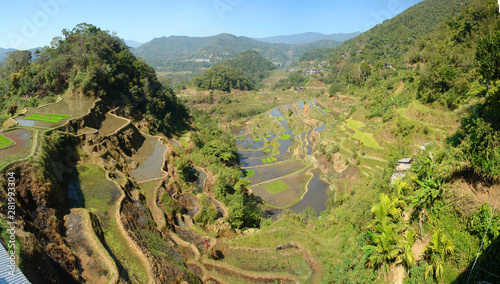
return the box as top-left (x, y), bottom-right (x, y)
top-left (366, 221), bottom-right (402, 276)
top-left (425, 229), bottom-right (454, 282)
top-left (371, 193), bottom-right (401, 225)
top-left (397, 229), bottom-right (416, 274)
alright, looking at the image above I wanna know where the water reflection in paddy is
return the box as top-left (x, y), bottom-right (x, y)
top-left (289, 168), bottom-right (329, 216)
top-left (246, 160), bottom-right (305, 184)
top-left (241, 154), bottom-right (290, 167)
top-left (236, 138), bottom-right (265, 149)
top-left (314, 124), bottom-right (326, 132)
top-left (130, 137), bottom-right (167, 182)
top-left (269, 108), bottom-right (288, 129)
top-left (278, 129), bottom-right (294, 154)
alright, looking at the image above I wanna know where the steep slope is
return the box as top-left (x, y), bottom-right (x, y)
top-left (327, 0), bottom-right (472, 66)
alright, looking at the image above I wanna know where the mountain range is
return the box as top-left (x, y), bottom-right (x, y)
top-left (253, 31), bottom-right (361, 45)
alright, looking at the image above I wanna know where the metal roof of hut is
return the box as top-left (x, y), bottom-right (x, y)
top-left (397, 158), bottom-right (412, 164)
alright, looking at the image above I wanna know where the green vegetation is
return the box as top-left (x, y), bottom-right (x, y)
top-left (24, 113), bottom-right (69, 123)
top-left (279, 134), bottom-right (291, 140)
top-left (261, 157), bottom-right (277, 163)
top-left (241, 169), bottom-right (255, 178)
top-left (253, 138), bottom-right (262, 142)
top-left (193, 65), bottom-right (254, 92)
top-left (262, 180), bottom-right (290, 194)
top-left (273, 71), bottom-right (309, 90)
top-left (194, 195), bottom-right (219, 225)
top-left (220, 50), bottom-right (276, 82)
top-left (0, 135), bottom-right (14, 149)
top-left (276, 117), bottom-right (285, 121)
top-left (1, 23), bottom-right (189, 135)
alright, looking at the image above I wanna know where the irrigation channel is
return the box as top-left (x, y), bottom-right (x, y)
top-left (233, 101), bottom-right (331, 216)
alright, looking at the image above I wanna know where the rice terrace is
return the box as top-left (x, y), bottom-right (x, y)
top-left (1, 1), bottom-right (500, 283)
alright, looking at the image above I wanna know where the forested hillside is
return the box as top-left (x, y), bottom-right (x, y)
top-left (131, 33), bottom-right (340, 69)
top-left (0, 23), bottom-right (188, 134)
top-left (219, 50), bottom-right (276, 81)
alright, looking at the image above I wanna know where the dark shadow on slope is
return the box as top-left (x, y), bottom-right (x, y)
top-left (454, 234), bottom-right (500, 283)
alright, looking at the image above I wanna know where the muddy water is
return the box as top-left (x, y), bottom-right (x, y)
top-left (269, 108), bottom-right (289, 129)
top-left (306, 131), bottom-right (313, 155)
top-left (239, 149), bottom-right (270, 158)
top-left (246, 160), bottom-right (305, 184)
top-left (289, 168), bottom-right (329, 216)
top-left (29, 98), bottom-right (96, 117)
top-left (241, 154), bottom-right (290, 167)
top-left (278, 129), bottom-right (294, 154)
top-left (194, 169), bottom-right (207, 194)
top-left (0, 129), bottom-right (35, 166)
top-left (236, 138), bottom-right (265, 149)
top-left (99, 113), bottom-right (129, 136)
top-left (315, 124), bottom-right (326, 132)
top-left (130, 137), bottom-right (167, 182)
top-left (16, 98), bottom-right (96, 128)
top-left (15, 117), bottom-right (63, 128)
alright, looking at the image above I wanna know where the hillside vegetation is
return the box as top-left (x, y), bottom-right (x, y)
top-left (0, 23), bottom-right (188, 134)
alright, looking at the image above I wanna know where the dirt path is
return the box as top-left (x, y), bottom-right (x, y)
top-left (115, 195), bottom-right (155, 284)
top-left (140, 181), bottom-right (167, 231)
top-left (71, 208), bottom-right (120, 284)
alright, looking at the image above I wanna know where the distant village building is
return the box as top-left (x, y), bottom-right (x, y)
top-left (186, 58), bottom-right (211, 63)
top-left (391, 158), bottom-right (413, 183)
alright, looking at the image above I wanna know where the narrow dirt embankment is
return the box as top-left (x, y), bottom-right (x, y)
top-left (115, 195), bottom-right (156, 284)
top-left (66, 208), bottom-right (120, 284)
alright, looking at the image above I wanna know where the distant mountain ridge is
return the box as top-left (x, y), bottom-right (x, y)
top-left (125, 40), bottom-right (143, 48)
top-left (253, 32), bottom-right (361, 44)
top-left (131, 33), bottom-right (341, 70)
top-left (0, 48), bottom-right (16, 62)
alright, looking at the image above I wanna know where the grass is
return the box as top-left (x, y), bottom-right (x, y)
top-left (262, 180), bottom-right (290, 194)
top-left (242, 169), bottom-right (255, 178)
top-left (353, 131), bottom-right (383, 149)
top-left (261, 157), bottom-right (278, 163)
top-left (345, 119), bottom-right (383, 149)
top-left (254, 138), bottom-right (262, 142)
top-left (263, 148), bottom-right (271, 153)
top-left (0, 135), bottom-right (14, 149)
top-left (323, 109), bottom-right (333, 113)
top-left (77, 164), bottom-right (149, 283)
top-left (221, 249), bottom-right (312, 282)
top-left (277, 117), bottom-right (285, 121)
top-left (279, 134), bottom-right (291, 140)
top-left (265, 134), bottom-right (272, 137)
top-left (235, 124), bottom-right (243, 127)
top-left (346, 119), bottom-right (365, 130)
top-left (24, 113), bottom-right (69, 123)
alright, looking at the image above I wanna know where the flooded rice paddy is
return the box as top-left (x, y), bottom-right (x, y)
top-left (236, 101), bottom-right (332, 215)
top-left (15, 97), bottom-right (96, 128)
top-left (130, 136), bottom-right (167, 182)
top-left (99, 113), bottom-right (129, 136)
top-left (0, 128), bottom-right (35, 167)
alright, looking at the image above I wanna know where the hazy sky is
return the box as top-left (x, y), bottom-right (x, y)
top-left (1, 0), bottom-right (423, 49)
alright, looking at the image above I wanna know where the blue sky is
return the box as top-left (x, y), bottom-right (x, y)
top-left (1, 0), bottom-right (423, 49)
